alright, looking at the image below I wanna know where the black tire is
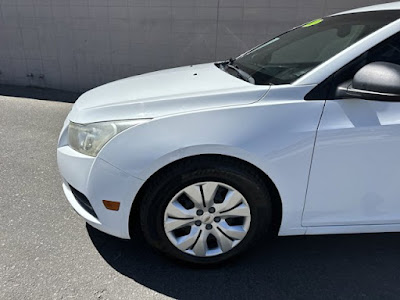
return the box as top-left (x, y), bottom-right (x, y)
top-left (140, 156), bottom-right (272, 265)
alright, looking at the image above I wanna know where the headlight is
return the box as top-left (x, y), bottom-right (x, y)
top-left (68, 120), bottom-right (150, 157)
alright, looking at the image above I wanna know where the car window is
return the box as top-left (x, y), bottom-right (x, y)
top-left (306, 32), bottom-right (400, 100)
top-left (234, 11), bottom-right (400, 85)
top-left (269, 26), bottom-right (365, 64)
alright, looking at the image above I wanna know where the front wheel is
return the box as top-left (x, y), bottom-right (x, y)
top-left (140, 158), bottom-right (272, 265)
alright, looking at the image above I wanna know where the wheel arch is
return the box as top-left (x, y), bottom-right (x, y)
top-left (129, 154), bottom-right (282, 238)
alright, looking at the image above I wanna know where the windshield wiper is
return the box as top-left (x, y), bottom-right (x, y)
top-left (218, 57), bottom-right (255, 84)
top-left (227, 57), bottom-right (236, 65)
top-left (226, 64), bottom-right (255, 84)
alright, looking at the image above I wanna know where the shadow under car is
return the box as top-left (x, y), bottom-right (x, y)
top-left (87, 224), bottom-right (400, 299)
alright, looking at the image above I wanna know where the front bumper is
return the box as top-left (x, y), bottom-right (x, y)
top-left (57, 145), bottom-right (144, 239)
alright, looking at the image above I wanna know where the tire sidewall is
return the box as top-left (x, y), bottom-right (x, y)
top-left (141, 163), bottom-right (271, 265)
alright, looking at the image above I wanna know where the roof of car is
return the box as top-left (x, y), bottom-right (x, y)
top-left (333, 1), bottom-right (400, 16)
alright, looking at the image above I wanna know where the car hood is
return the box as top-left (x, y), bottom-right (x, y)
top-left (68, 63), bottom-right (270, 123)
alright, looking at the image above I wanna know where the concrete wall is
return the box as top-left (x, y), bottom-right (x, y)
top-left (0, 0), bottom-right (393, 92)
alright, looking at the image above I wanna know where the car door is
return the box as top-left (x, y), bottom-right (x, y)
top-left (303, 32), bottom-right (400, 227)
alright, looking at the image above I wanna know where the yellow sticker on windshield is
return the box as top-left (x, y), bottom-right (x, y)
top-left (303, 18), bottom-right (323, 28)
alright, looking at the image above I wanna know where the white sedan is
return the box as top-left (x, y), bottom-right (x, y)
top-left (58, 2), bottom-right (400, 264)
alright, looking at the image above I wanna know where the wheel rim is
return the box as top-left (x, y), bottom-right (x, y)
top-left (163, 181), bottom-right (251, 257)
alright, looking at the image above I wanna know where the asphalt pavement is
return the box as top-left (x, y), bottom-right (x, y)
top-left (1, 92), bottom-right (399, 300)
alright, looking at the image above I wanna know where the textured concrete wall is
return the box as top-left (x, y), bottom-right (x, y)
top-left (0, 0), bottom-right (393, 92)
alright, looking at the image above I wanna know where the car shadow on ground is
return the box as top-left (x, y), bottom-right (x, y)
top-left (0, 84), bottom-right (80, 103)
top-left (87, 224), bottom-right (400, 299)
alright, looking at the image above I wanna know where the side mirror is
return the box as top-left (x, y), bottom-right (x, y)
top-left (336, 62), bottom-right (400, 101)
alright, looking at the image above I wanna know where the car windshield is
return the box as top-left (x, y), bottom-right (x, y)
top-left (230, 11), bottom-right (400, 85)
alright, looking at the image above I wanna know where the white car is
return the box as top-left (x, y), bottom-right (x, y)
top-left (58, 3), bottom-right (400, 264)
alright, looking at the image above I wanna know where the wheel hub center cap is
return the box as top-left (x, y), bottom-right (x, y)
top-left (201, 212), bottom-right (213, 224)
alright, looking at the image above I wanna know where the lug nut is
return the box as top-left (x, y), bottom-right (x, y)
top-left (196, 210), bottom-right (204, 216)
top-left (205, 224), bottom-right (212, 230)
top-left (195, 220), bottom-right (201, 226)
top-left (214, 217), bottom-right (221, 222)
top-left (208, 207), bottom-right (216, 213)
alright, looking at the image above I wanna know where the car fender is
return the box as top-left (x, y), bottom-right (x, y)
top-left (98, 100), bottom-right (325, 235)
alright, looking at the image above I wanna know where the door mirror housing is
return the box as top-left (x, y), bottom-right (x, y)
top-left (336, 62), bottom-right (400, 101)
